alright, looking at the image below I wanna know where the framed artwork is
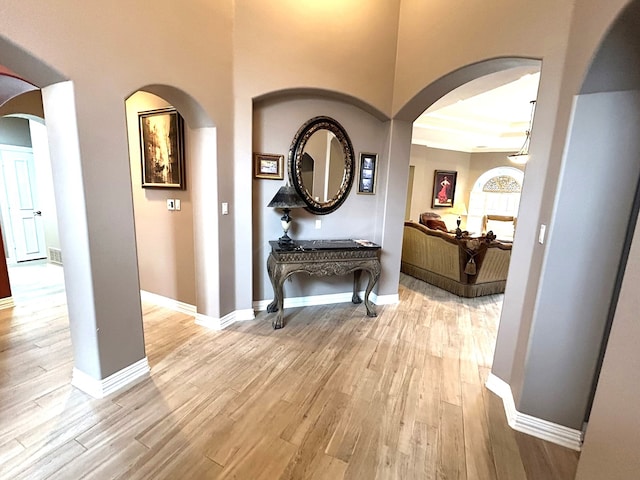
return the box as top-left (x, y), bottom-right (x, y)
top-left (254, 153), bottom-right (284, 180)
top-left (432, 170), bottom-right (457, 207)
top-left (139, 108), bottom-right (185, 189)
top-left (357, 152), bottom-right (378, 194)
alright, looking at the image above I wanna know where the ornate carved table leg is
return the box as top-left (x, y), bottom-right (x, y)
top-left (266, 254), bottom-right (279, 313)
top-left (272, 275), bottom-right (285, 329)
top-left (352, 269), bottom-right (363, 304)
top-left (272, 269), bottom-right (286, 329)
top-left (363, 261), bottom-right (381, 317)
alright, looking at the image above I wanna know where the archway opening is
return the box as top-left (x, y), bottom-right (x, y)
top-left (0, 75), bottom-right (62, 305)
top-left (125, 85), bottom-right (222, 341)
top-left (401, 59), bottom-right (540, 301)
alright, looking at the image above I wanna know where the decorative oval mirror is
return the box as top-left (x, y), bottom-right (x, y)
top-left (288, 116), bottom-right (355, 215)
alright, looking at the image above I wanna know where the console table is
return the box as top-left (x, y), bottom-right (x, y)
top-left (266, 239), bottom-right (381, 329)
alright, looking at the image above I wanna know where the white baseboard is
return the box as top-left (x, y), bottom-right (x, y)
top-left (253, 290), bottom-right (397, 312)
top-left (140, 290), bottom-right (196, 316)
top-left (235, 308), bottom-right (256, 322)
top-left (195, 308), bottom-right (255, 330)
top-left (486, 373), bottom-right (583, 451)
top-left (140, 290), bottom-right (255, 331)
top-left (72, 357), bottom-right (150, 399)
top-left (372, 293), bottom-right (399, 305)
top-left (0, 296), bottom-right (14, 310)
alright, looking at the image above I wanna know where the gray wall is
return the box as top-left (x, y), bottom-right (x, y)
top-left (252, 95), bottom-right (390, 303)
top-left (517, 90), bottom-right (640, 429)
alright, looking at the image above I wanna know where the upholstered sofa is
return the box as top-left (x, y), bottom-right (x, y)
top-left (401, 217), bottom-right (512, 297)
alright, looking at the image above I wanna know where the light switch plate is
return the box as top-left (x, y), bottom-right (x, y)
top-left (222, 202), bottom-right (229, 215)
top-left (175, 199), bottom-right (181, 211)
top-left (167, 199), bottom-right (175, 211)
top-left (539, 224), bottom-right (546, 244)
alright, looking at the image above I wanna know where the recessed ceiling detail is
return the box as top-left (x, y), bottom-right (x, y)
top-left (412, 66), bottom-right (541, 153)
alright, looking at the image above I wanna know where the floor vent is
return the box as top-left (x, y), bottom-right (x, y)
top-left (49, 247), bottom-right (63, 265)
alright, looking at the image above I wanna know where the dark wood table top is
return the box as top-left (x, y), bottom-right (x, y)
top-left (269, 239), bottom-right (380, 253)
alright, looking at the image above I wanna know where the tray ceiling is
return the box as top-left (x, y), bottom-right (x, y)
top-left (412, 66), bottom-right (541, 153)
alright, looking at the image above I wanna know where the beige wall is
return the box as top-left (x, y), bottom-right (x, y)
top-left (234, 0), bottom-right (401, 112)
top-left (408, 147), bottom-right (523, 230)
top-left (393, 0), bottom-right (574, 115)
top-left (126, 92), bottom-right (196, 306)
top-left (468, 151), bottom-right (525, 191)
top-left (408, 145), bottom-right (470, 228)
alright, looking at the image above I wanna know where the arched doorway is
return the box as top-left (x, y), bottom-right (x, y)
top-left (125, 85), bottom-right (225, 329)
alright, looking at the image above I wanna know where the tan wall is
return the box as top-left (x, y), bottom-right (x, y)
top-left (393, 0), bottom-right (575, 115)
top-left (126, 92), bottom-right (196, 306)
top-left (408, 145), bottom-right (471, 228)
top-left (408, 148), bottom-right (523, 231)
top-left (468, 151), bottom-right (525, 190)
top-left (234, 0), bottom-right (401, 112)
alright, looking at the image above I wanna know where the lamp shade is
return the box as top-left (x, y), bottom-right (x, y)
top-left (451, 202), bottom-right (468, 216)
top-left (507, 152), bottom-right (530, 165)
top-left (267, 185), bottom-right (307, 209)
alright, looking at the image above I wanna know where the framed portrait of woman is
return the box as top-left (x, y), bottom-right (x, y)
top-left (432, 170), bottom-right (457, 207)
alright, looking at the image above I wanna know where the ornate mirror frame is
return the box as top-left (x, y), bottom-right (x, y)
top-left (288, 116), bottom-right (355, 215)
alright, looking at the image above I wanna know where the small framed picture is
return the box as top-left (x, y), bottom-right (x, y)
top-left (432, 170), bottom-right (457, 207)
top-left (357, 152), bottom-right (378, 194)
top-left (139, 108), bottom-right (185, 189)
top-left (254, 153), bottom-right (284, 180)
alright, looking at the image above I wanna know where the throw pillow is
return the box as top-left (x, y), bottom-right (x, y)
top-left (425, 219), bottom-right (448, 232)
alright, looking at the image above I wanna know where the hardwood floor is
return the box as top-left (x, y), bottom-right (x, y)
top-left (0, 266), bottom-right (579, 479)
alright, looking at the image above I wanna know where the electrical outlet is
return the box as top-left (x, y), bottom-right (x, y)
top-left (222, 202), bottom-right (229, 215)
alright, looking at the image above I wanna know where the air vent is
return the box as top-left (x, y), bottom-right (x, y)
top-left (48, 247), bottom-right (63, 265)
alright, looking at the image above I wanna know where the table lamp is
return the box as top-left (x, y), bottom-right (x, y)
top-left (267, 185), bottom-right (307, 246)
top-left (451, 202), bottom-right (468, 238)
top-left (451, 202), bottom-right (468, 228)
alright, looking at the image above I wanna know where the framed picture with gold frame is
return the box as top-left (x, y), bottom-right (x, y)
top-left (139, 107), bottom-right (185, 189)
top-left (254, 153), bottom-right (284, 180)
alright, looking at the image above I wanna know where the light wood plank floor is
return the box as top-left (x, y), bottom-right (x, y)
top-left (0, 265), bottom-right (579, 479)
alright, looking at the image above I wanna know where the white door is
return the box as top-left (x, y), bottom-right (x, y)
top-left (1, 148), bottom-right (47, 262)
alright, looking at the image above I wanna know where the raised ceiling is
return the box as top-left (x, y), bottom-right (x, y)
top-left (412, 65), bottom-right (541, 153)
top-left (0, 65), bottom-right (38, 108)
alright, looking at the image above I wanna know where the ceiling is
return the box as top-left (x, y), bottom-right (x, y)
top-left (0, 66), bottom-right (38, 108)
top-left (412, 65), bottom-right (541, 153)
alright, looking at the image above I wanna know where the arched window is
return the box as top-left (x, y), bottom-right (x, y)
top-left (467, 167), bottom-right (523, 238)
